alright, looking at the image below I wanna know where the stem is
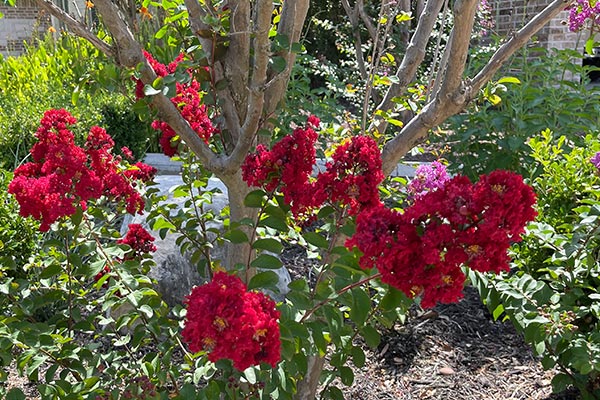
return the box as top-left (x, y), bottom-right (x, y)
top-left (244, 188), bottom-right (278, 283)
top-left (84, 217), bottom-right (184, 391)
top-left (63, 230), bottom-right (74, 334)
top-left (300, 273), bottom-right (382, 323)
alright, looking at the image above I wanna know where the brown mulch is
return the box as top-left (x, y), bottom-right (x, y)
top-left (342, 286), bottom-right (579, 400)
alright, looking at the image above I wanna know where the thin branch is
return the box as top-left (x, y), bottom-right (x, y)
top-left (470, 0), bottom-right (572, 93)
top-left (357, 0), bottom-right (377, 40)
top-left (263, 0), bottom-right (310, 117)
top-left (369, 0), bottom-right (445, 134)
top-left (341, 0), bottom-right (368, 79)
top-left (380, 0), bottom-right (573, 175)
top-left (34, 0), bottom-right (114, 57)
top-left (436, 0), bottom-right (479, 98)
top-left (92, 0), bottom-right (224, 173)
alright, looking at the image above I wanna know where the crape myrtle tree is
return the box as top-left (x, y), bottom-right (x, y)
top-left (31, 0), bottom-right (570, 265)
top-left (2, 0), bottom-right (582, 398)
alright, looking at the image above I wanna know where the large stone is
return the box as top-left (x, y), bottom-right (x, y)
top-left (122, 173), bottom-right (290, 306)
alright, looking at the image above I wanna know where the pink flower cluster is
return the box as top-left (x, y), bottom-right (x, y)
top-left (136, 51), bottom-right (217, 157)
top-left (568, 0), bottom-right (600, 31)
top-left (8, 109), bottom-right (156, 231)
top-left (182, 272), bottom-right (281, 371)
top-left (346, 170), bottom-right (537, 308)
top-left (242, 116), bottom-right (384, 217)
top-left (406, 161), bottom-right (450, 200)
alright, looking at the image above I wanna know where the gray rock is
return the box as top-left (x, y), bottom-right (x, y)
top-left (123, 174), bottom-right (289, 306)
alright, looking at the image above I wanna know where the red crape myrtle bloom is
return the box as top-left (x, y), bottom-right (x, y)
top-left (8, 109), bottom-right (155, 231)
top-left (136, 51), bottom-right (217, 157)
top-left (118, 223), bottom-right (157, 259)
top-left (242, 117), bottom-right (384, 217)
top-left (313, 135), bottom-right (384, 215)
top-left (347, 170), bottom-right (537, 308)
top-left (181, 272), bottom-right (281, 371)
top-left (242, 116), bottom-right (320, 216)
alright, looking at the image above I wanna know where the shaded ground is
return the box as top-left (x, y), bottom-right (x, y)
top-left (343, 286), bottom-right (579, 400)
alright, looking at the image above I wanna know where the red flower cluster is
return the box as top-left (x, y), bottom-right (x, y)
top-left (242, 117), bottom-right (383, 217)
top-left (313, 135), bottom-right (384, 215)
top-left (346, 170), bottom-right (537, 308)
top-left (181, 272), bottom-right (281, 371)
top-left (118, 223), bottom-right (157, 259)
top-left (8, 109), bottom-right (156, 231)
top-left (242, 117), bottom-right (319, 216)
top-left (137, 51), bottom-right (217, 157)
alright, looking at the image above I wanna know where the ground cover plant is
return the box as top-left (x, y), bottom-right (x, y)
top-left (471, 130), bottom-right (600, 399)
top-left (2, 0), bottom-right (600, 399)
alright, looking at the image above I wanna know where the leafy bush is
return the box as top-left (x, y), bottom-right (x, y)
top-left (0, 168), bottom-right (40, 276)
top-left (441, 47), bottom-right (600, 179)
top-left (0, 33), bottom-right (153, 168)
top-left (100, 100), bottom-right (155, 161)
top-left (471, 129), bottom-right (600, 398)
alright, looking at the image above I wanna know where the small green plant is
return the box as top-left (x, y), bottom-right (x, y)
top-left (0, 168), bottom-right (40, 277)
top-left (471, 129), bottom-right (600, 399)
top-left (441, 47), bottom-right (600, 179)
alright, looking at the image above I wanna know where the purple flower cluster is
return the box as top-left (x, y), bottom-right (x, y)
top-left (568, 0), bottom-right (600, 32)
top-left (407, 161), bottom-right (450, 200)
top-left (590, 151), bottom-right (600, 169)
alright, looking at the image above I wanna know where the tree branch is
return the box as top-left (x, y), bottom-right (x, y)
top-left (436, 0), bottom-right (479, 98)
top-left (381, 0), bottom-right (573, 175)
top-left (223, 1), bottom-right (251, 122)
top-left (263, 0), bottom-right (310, 117)
top-left (92, 0), bottom-right (224, 173)
top-left (369, 0), bottom-right (445, 134)
top-left (470, 0), bottom-right (572, 93)
top-left (34, 0), bottom-right (114, 57)
top-left (221, 0), bottom-right (273, 174)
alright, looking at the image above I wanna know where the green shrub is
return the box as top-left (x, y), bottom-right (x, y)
top-left (0, 169), bottom-right (40, 277)
top-left (100, 99), bottom-right (155, 161)
top-left (440, 47), bottom-right (600, 179)
top-left (0, 33), bottom-right (154, 168)
top-left (471, 130), bottom-right (600, 398)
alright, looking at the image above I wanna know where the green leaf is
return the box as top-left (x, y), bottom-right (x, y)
top-left (248, 271), bottom-right (279, 290)
top-left (360, 325), bottom-right (381, 348)
top-left (250, 254), bottom-right (283, 269)
top-left (40, 263), bottom-right (63, 279)
top-left (152, 217), bottom-right (176, 231)
top-left (351, 346), bottom-right (366, 368)
top-left (551, 373), bottom-right (573, 393)
top-left (339, 366), bottom-right (354, 386)
top-left (260, 216), bottom-right (288, 231)
top-left (270, 56), bottom-right (287, 73)
top-left (244, 189), bottom-right (267, 208)
top-left (350, 288), bottom-right (371, 326)
top-left (586, 38), bottom-right (595, 56)
top-left (6, 388), bottom-right (26, 400)
top-left (497, 76), bottom-right (521, 85)
top-left (328, 386), bottom-right (344, 400)
top-left (252, 238), bottom-right (283, 253)
top-left (224, 229), bottom-right (249, 244)
top-left (379, 286), bottom-right (406, 311)
top-left (303, 232), bottom-right (329, 249)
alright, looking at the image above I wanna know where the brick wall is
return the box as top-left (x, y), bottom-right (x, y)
top-left (0, 0), bottom-right (50, 56)
top-left (493, 0), bottom-right (590, 53)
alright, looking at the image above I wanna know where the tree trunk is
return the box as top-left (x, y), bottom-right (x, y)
top-left (294, 355), bottom-right (326, 400)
